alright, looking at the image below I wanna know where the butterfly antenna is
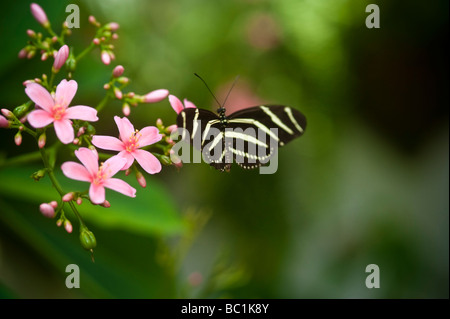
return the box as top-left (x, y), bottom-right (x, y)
top-left (194, 73), bottom-right (222, 108)
top-left (222, 75), bottom-right (240, 109)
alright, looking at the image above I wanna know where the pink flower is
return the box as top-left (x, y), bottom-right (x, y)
top-left (143, 89), bottom-right (169, 103)
top-left (53, 45), bottom-right (69, 71)
top-left (25, 79), bottom-right (98, 144)
top-left (168, 95), bottom-right (196, 114)
top-left (39, 202), bottom-right (55, 218)
top-left (61, 147), bottom-right (136, 205)
top-left (92, 116), bottom-right (163, 174)
top-left (0, 115), bottom-right (9, 128)
top-left (30, 3), bottom-right (49, 27)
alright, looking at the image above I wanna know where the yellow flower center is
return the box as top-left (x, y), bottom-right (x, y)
top-left (125, 129), bottom-right (141, 152)
top-left (52, 104), bottom-right (66, 120)
top-left (92, 163), bottom-right (108, 185)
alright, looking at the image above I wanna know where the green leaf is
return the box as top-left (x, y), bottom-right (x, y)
top-left (0, 165), bottom-right (184, 236)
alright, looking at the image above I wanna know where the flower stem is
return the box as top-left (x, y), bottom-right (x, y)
top-left (95, 93), bottom-right (112, 113)
top-left (75, 42), bottom-right (95, 62)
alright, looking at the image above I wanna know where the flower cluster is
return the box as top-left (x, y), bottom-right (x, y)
top-left (0, 3), bottom-right (197, 255)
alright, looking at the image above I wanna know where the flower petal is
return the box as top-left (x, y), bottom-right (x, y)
top-left (89, 183), bottom-right (105, 205)
top-left (27, 109), bottom-right (54, 128)
top-left (184, 98), bottom-right (197, 109)
top-left (103, 178), bottom-right (136, 198)
top-left (75, 147), bottom-right (99, 176)
top-left (114, 116), bottom-right (134, 142)
top-left (61, 161), bottom-right (92, 182)
top-left (137, 126), bottom-right (163, 147)
top-left (133, 149), bottom-right (162, 174)
top-left (25, 83), bottom-right (54, 112)
top-left (118, 150), bottom-right (135, 170)
top-left (92, 135), bottom-right (125, 151)
top-left (102, 155), bottom-right (127, 178)
top-left (168, 95), bottom-right (184, 114)
top-left (54, 119), bottom-right (74, 144)
top-left (143, 89), bottom-right (169, 103)
top-left (65, 105), bottom-right (98, 122)
top-left (55, 79), bottom-right (77, 107)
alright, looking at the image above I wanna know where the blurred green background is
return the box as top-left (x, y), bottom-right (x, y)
top-left (0, 0), bottom-right (448, 298)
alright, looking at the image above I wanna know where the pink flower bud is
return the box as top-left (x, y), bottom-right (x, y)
top-left (101, 200), bottom-right (111, 208)
top-left (30, 3), bottom-right (49, 27)
top-left (19, 48), bottom-right (28, 59)
top-left (188, 272), bottom-right (203, 287)
top-left (125, 168), bottom-right (131, 176)
top-left (76, 197), bottom-right (83, 205)
top-left (41, 52), bottom-right (48, 61)
top-left (14, 132), bottom-right (22, 146)
top-left (122, 103), bottom-right (130, 116)
top-left (105, 22), bottom-right (120, 31)
top-left (127, 92), bottom-right (135, 98)
top-left (27, 29), bottom-right (36, 38)
top-left (39, 203), bottom-right (55, 218)
top-left (52, 36), bottom-right (58, 43)
top-left (0, 115), bottom-right (10, 128)
top-left (156, 118), bottom-right (163, 127)
top-left (56, 219), bottom-right (63, 227)
top-left (64, 220), bottom-right (73, 233)
top-left (1, 108), bottom-right (14, 119)
top-left (77, 126), bottom-right (85, 137)
top-left (93, 38), bottom-right (100, 45)
top-left (143, 89), bottom-right (169, 103)
top-left (53, 44), bottom-right (69, 71)
top-left (88, 15), bottom-right (99, 26)
top-left (112, 65), bottom-right (124, 77)
top-left (112, 33), bottom-right (119, 40)
top-left (73, 138), bottom-right (80, 145)
top-left (101, 50), bottom-right (111, 65)
top-left (136, 171), bottom-right (146, 188)
top-left (103, 83), bottom-right (110, 90)
top-left (167, 124), bottom-right (177, 133)
top-left (50, 201), bottom-right (58, 209)
top-left (62, 192), bottom-right (74, 202)
top-left (114, 87), bottom-right (123, 99)
top-left (38, 133), bottom-right (46, 148)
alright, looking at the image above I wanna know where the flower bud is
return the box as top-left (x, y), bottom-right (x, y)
top-left (62, 192), bottom-right (74, 202)
top-left (0, 115), bottom-right (10, 128)
top-left (53, 45), bottom-right (69, 71)
top-left (159, 155), bottom-right (172, 166)
top-left (136, 171), bottom-right (146, 188)
top-left (1, 108), bottom-right (14, 119)
top-left (105, 22), bottom-right (120, 31)
top-left (122, 103), bottom-right (130, 116)
top-left (86, 124), bottom-right (96, 135)
top-left (18, 48), bottom-right (28, 59)
top-left (44, 205), bottom-right (55, 218)
top-left (50, 201), bottom-right (58, 209)
top-left (117, 76), bottom-right (129, 85)
top-left (143, 89), bottom-right (169, 103)
top-left (76, 197), bottom-right (83, 205)
top-left (101, 50), bottom-right (111, 65)
top-left (93, 38), bottom-right (100, 45)
top-left (14, 131), bottom-right (22, 146)
top-left (66, 54), bottom-right (76, 72)
top-left (30, 3), bottom-right (49, 27)
top-left (38, 132), bottom-right (46, 148)
top-left (39, 203), bottom-right (55, 218)
top-left (114, 87), bottom-right (123, 99)
top-left (77, 126), bottom-right (85, 137)
top-left (56, 218), bottom-right (63, 227)
top-left (27, 29), bottom-right (36, 38)
top-left (80, 228), bottom-right (97, 250)
top-left (64, 220), bottom-right (73, 233)
top-left (100, 200), bottom-right (111, 208)
top-left (112, 65), bottom-right (124, 77)
top-left (30, 169), bottom-right (46, 181)
top-left (13, 103), bottom-right (30, 118)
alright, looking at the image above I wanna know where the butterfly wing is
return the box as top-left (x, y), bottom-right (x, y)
top-left (176, 108), bottom-right (230, 171)
top-left (226, 105), bottom-right (307, 169)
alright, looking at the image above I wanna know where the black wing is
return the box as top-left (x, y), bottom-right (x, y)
top-left (176, 108), bottom-right (230, 171)
top-left (225, 105), bottom-right (307, 169)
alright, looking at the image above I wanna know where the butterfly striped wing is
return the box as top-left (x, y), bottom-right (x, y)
top-left (176, 105), bottom-right (306, 171)
top-left (225, 105), bottom-right (307, 169)
top-left (176, 108), bottom-right (230, 170)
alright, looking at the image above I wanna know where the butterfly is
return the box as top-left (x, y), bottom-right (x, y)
top-left (176, 104), bottom-right (306, 171)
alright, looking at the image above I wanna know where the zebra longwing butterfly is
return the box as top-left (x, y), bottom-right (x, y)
top-left (176, 104), bottom-right (307, 171)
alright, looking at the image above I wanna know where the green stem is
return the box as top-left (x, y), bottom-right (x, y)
top-left (38, 146), bottom-right (86, 228)
top-left (95, 93), bottom-right (112, 113)
top-left (75, 42), bottom-right (95, 62)
top-left (0, 151), bottom-right (41, 168)
top-left (45, 25), bottom-right (64, 45)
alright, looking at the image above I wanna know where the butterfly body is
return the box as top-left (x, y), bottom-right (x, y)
top-left (176, 105), bottom-right (306, 171)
